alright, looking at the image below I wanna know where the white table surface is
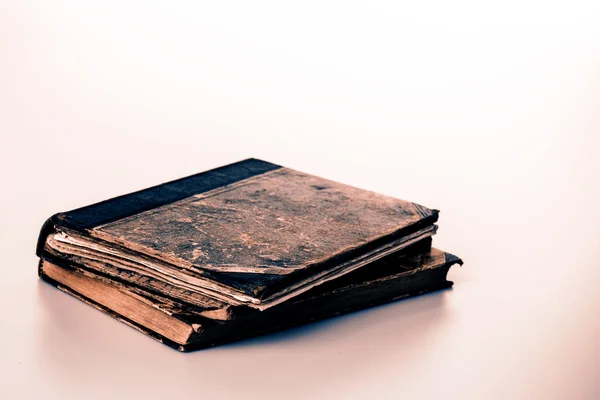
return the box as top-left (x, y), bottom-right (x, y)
top-left (2, 2), bottom-right (599, 399)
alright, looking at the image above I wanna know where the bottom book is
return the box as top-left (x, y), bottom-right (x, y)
top-left (39, 248), bottom-right (462, 352)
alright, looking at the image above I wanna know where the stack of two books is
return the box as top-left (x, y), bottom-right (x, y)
top-left (37, 159), bottom-right (462, 351)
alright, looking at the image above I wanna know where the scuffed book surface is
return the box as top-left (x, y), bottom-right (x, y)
top-left (95, 167), bottom-right (433, 276)
top-left (38, 158), bottom-right (439, 309)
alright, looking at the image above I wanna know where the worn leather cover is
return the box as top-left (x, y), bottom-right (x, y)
top-left (40, 246), bottom-right (462, 351)
top-left (37, 158), bottom-right (439, 301)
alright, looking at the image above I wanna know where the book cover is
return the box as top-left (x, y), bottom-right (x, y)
top-left (37, 158), bottom-right (440, 310)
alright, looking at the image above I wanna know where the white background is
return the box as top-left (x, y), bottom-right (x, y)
top-left (1, 1), bottom-right (600, 399)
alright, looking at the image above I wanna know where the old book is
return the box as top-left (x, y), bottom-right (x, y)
top-left (37, 158), bottom-right (440, 313)
top-left (36, 158), bottom-right (461, 350)
top-left (39, 245), bottom-right (462, 351)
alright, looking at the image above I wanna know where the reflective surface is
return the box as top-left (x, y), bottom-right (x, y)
top-left (1, 2), bottom-right (599, 399)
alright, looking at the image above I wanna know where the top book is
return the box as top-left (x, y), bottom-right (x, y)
top-left (37, 159), bottom-right (439, 311)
